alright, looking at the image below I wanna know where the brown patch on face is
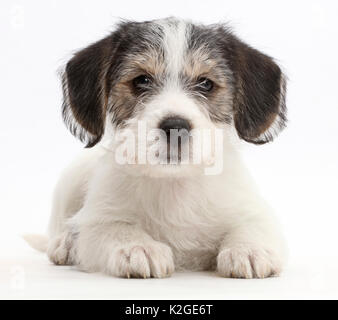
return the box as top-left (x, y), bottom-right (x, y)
top-left (120, 49), bottom-right (166, 82)
top-left (181, 48), bottom-right (233, 124)
top-left (107, 49), bottom-right (167, 127)
top-left (109, 81), bottom-right (141, 127)
top-left (201, 85), bottom-right (233, 124)
top-left (184, 48), bottom-right (227, 86)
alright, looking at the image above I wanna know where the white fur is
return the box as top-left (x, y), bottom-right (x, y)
top-left (156, 19), bottom-right (189, 82)
top-left (42, 137), bottom-right (286, 278)
top-left (29, 18), bottom-right (287, 279)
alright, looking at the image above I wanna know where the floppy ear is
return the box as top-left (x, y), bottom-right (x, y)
top-left (229, 37), bottom-right (287, 144)
top-left (61, 36), bottom-right (114, 147)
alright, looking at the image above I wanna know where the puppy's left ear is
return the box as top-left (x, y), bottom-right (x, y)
top-left (228, 35), bottom-right (287, 144)
top-left (61, 36), bottom-right (114, 147)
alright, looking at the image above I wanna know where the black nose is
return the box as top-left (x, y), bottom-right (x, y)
top-left (159, 117), bottom-right (191, 135)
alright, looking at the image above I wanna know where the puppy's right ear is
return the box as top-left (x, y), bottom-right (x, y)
top-left (61, 35), bottom-right (114, 147)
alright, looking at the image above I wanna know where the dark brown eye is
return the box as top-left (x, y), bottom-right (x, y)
top-left (132, 75), bottom-right (152, 90)
top-left (197, 78), bottom-right (214, 92)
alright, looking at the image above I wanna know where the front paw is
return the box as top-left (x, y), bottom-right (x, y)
top-left (107, 241), bottom-right (175, 278)
top-left (217, 245), bottom-right (282, 279)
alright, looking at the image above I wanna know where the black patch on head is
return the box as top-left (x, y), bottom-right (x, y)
top-left (105, 21), bottom-right (164, 128)
top-left (188, 23), bottom-right (287, 144)
top-left (61, 19), bottom-right (286, 147)
top-left (62, 20), bottom-right (163, 147)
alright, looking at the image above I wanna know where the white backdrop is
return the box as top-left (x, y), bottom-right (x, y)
top-left (1, 0), bottom-right (338, 299)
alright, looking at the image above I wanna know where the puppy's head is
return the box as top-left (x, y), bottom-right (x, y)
top-left (61, 18), bottom-right (287, 176)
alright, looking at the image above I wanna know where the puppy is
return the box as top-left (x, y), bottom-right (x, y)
top-left (28, 17), bottom-right (288, 278)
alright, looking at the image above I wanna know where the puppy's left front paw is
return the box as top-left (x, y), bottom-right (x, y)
top-left (217, 245), bottom-right (282, 279)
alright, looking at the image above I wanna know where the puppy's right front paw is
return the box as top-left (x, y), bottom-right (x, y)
top-left (106, 241), bottom-right (175, 278)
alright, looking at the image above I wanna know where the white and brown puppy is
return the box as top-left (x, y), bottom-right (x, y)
top-left (27, 17), bottom-right (287, 278)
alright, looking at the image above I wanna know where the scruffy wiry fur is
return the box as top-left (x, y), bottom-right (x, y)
top-left (46, 143), bottom-right (286, 278)
top-left (27, 17), bottom-right (288, 279)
